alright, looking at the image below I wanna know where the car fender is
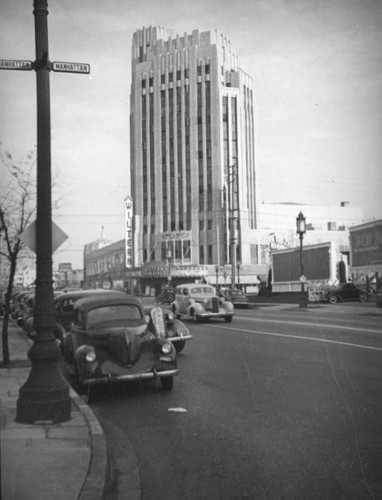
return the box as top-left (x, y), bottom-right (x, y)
top-left (74, 344), bottom-right (97, 376)
top-left (188, 301), bottom-right (204, 316)
top-left (63, 332), bottom-right (74, 364)
top-left (220, 300), bottom-right (234, 313)
top-left (165, 318), bottom-right (190, 337)
top-left (170, 299), bottom-right (181, 315)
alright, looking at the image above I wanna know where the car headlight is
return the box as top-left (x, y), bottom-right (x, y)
top-left (166, 311), bottom-right (175, 320)
top-left (162, 343), bottom-right (172, 354)
top-left (86, 351), bottom-right (97, 363)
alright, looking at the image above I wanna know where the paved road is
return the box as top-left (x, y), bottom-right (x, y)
top-left (92, 304), bottom-right (382, 499)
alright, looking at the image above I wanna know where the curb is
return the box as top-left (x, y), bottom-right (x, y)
top-left (69, 388), bottom-right (108, 500)
top-left (3, 321), bottom-right (108, 500)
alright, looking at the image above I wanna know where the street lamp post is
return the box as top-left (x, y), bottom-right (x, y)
top-left (215, 265), bottom-right (219, 290)
top-left (16, 0), bottom-right (71, 423)
top-left (237, 262), bottom-right (241, 289)
top-left (296, 211), bottom-right (307, 308)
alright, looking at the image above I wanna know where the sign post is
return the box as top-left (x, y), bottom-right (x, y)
top-left (1, 0), bottom-right (90, 423)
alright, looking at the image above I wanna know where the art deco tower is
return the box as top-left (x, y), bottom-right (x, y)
top-left (130, 26), bottom-right (257, 269)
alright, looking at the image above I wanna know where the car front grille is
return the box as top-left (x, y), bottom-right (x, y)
top-left (211, 296), bottom-right (219, 312)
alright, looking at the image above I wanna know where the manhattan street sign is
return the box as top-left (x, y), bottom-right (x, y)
top-left (0, 59), bottom-right (90, 74)
top-left (0, 59), bottom-right (33, 70)
top-left (52, 61), bottom-right (90, 74)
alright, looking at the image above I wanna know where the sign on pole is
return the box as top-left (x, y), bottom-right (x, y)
top-left (52, 61), bottom-right (90, 74)
top-left (0, 59), bottom-right (33, 71)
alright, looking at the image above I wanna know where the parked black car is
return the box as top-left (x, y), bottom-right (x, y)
top-left (325, 283), bottom-right (368, 304)
top-left (220, 288), bottom-right (250, 308)
top-left (62, 293), bottom-right (179, 395)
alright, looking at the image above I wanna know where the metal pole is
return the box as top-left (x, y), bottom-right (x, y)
top-left (17, 0), bottom-right (70, 423)
top-left (299, 234), bottom-right (306, 308)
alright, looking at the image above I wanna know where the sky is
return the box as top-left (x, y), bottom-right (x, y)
top-left (1, 0), bottom-right (381, 269)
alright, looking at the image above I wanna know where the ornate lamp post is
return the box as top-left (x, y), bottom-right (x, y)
top-left (237, 262), bottom-right (241, 288)
top-left (16, 0), bottom-right (71, 423)
top-left (215, 265), bottom-right (219, 290)
top-left (296, 211), bottom-right (307, 308)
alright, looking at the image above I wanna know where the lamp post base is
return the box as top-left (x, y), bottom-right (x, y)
top-left (16, 340), bottom-right (71, 424)
top-left (299, 296), bottom-right (308, 308)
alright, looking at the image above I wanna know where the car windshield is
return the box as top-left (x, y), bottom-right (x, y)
top-left (191, 286), bottom-right (214, 295)
top-left (231, 291), bottom-right (244, 296)
top-left (87, 304), bottom-right (142, 326)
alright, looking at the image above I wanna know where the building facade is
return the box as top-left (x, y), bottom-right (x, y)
top-left (130, 26), bottom-right (257, 277)
top-left (349, 219), bottom-right (382, 280)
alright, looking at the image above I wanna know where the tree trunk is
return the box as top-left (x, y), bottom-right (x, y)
top-left (2, 309), bottom-right (10, 366)
top-left (1, 256), bottom-right (17, 366)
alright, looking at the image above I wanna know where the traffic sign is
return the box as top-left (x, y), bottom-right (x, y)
top-left (19, 220), bottom-right (68, 253)
top-left (52, 61), bottom-right (90, 74)
top-left (0, 59), bottom-right (33, 71)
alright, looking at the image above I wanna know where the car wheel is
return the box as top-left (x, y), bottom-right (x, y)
top-left (174, 340), bottom-right (185, 353)
top-left (224, 316), bottom-right (233, 323)
top-left (329, 295), bottom-right (338, 304)
top-left (359, 293), bottom-right (367, 302)
top-left (161, 376), bottom-right (173, 391)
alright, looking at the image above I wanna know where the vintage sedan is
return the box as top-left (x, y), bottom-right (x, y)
top-left (62, 293), bottom-right (178, 393)
top-left (171, 283), bottom-right (234, 323)
top-left (220, 288), bottom-right (250, 308)
top-left (325, 283), bottom-right (368, 304)
top-left (53, 289), bottom-right (125, 339)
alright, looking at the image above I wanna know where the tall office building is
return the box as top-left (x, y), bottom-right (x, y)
top-left (130, 26), bottom-right (257, 271)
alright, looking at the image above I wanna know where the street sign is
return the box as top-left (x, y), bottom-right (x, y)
top-left (52, 61), bottom-right (90, 74)
top-left (0, 59), bottom-right (33, 71)
top-left (19, 220), bottom-right (68, 253)
top-left (299, 275), bottom-right (308, 282)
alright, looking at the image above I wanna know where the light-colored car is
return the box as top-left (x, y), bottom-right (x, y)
top-left (171, 283), bottom-right (234, 323)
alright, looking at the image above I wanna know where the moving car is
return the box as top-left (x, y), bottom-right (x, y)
top-left (171, 283), bottom-right (234, 323)
top-left (220, 288), bottom-right (250, 308)
top-left (62, 293), bottom-right (178, 393)
top-left (325, 283), bottom-right (368, 304)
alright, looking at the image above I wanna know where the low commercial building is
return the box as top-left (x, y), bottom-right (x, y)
top-left (349, 219), bottom-right (382, 285)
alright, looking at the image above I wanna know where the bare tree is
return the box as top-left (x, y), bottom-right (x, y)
top-left (0, 146), bottom-right (36, 366)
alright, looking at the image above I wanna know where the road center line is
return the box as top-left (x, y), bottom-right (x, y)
top-left (210, 325), bottom-right (382, 352)
top-left (239, 316), bottom-right (381, 334)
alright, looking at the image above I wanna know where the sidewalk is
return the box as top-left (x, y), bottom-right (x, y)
top-left (0, 319), bottom-right (107, 500)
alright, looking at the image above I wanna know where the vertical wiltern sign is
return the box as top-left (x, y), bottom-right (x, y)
top-left (125, 196), bottom-right (134, 268)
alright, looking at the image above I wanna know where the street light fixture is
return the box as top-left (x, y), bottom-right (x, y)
top-left (296, 211), bottom-right (307, 308)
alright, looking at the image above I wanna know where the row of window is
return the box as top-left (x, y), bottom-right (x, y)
top-left (140, 65), bottom-right (210, 88)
